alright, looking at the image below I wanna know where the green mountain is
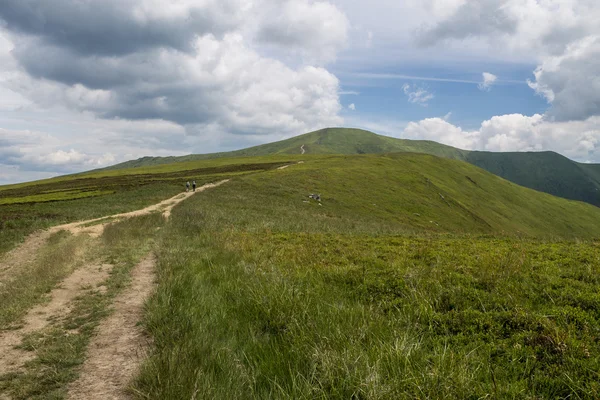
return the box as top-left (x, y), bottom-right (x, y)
top-left (101, 127), bottom-right (600, 207)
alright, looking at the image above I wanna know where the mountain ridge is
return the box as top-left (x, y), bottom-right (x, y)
top-left (95, 127), bottom-right (600, 207)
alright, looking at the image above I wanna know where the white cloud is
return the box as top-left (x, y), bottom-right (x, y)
top-left (348, 103), bottom-right (356, 110)
top-left (0, 0), bottom-right (350, 183)
top-left (402, 84), bottom-right (434, 106)
top-left (478, 72), bottom-right (498, 91)
top-left (403, 117), bottom-right (479, 149)
top-left (255, 0), bottom-right (349, 64)
top-left (528, 35), bottom-right (600, 121)
top-left (402, 113), bottom-right (600, 162)
top-left (417, 0), bottom-right (600, 122)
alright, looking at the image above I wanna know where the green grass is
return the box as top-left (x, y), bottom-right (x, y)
top-left (168, 154), bottom-right (600, 239)
top-left (0, 231), bottom-right (95, 329)
top-left (0, 160), bottom-right (289, 257)
top-left (4, 150), bottom-right (600, 398)
top-left (133, 164), bottom-right (600, 399)
top-left (99, 127), bottom-right (600, 208)
top-left (0, 213), bottom-right (165, 399)
top-left (0, 189), bottom-right (114, 205)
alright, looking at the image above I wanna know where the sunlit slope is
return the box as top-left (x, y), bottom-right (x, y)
top-left (215, 153), bottom-right (600, 238)
top-left (465, 151), bottom-right (600, 207)
top-left (98, 127), bottom-right (600, 207)
top-left (101, 128), bottom-right (468, 169)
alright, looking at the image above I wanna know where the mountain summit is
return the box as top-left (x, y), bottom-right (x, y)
top-left (104, 127), bottom-right (600, 207)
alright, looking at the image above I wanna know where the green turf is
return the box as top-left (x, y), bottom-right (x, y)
top-left (97, 127), bottom-right (600, 207)
top-left (0, 160), bottom-right (288, 257)
top-left (133, 156), bottom-right (600, 399)
top-left (3, 151), bottom-right (600, 398)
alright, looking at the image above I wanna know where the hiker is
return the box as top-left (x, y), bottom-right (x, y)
top-left (192, 180), bottom-right (196, 192)
top-left (186, 181), bottom-right (190, 192)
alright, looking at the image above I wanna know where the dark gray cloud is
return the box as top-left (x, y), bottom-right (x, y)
top-left (0, 0), bottom-right (240, 56)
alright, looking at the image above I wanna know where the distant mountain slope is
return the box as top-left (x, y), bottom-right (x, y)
top-left (215, 153), bottom-right (600, 238)
top-left (102, 127), bottom-right (600, 207)
top-left (464, 151), bottom-right (600, 207)
top-left (103, 128), bottom-right (469, 170)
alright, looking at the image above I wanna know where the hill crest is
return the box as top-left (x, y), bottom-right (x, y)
top-left (100, 127), bottom-right (600, 207)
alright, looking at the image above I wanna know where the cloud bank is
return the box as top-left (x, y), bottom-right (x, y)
top-left (0, 0), bottom-right (349, 182)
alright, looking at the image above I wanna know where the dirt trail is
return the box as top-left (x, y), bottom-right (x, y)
top-left (0, 263), bottom-right (113, 375)
top-left (301, 144), bottom-right (306, 155)
top-left (0, 231), bottom-right (53, 284)
top-left (0, 180), bottom-right (229, 283)
top-left (67, 255), bottom-right (156, 400)
top-left (0, 179), bottom-right (229, 397)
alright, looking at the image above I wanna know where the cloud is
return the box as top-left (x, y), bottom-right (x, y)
top-left (255, 0), bottom-right (349, 64)
top-left (0, 127), bottom-right (117, 176)
top-left (348, 103), bottom-right (356, 111)
top-left (403, 117), bottom-right (479, 149)
top-left (0, 0), bottom-right (245, 56)
top-left (416, 0), bottom-right (518, 46)
top-left (0, 0), bottom-right (347, 140)
top-left (416, 0), bottom-right (600, 122)
top-left (528, 35), bottom-right (600, 122)
top-left (478, 72), bottom-right (498, 91)
top-left (402, 113), bottom-right (600, 162)
top-left (402, 84), bottom-right (434, 106)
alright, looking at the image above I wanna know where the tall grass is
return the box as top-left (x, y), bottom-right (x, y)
top-left (0, 213), bottom-right (165, 399)
top-left (0, 231), bottom-right (94, 329)
top-left (135, 187), bottom-right (600, 399)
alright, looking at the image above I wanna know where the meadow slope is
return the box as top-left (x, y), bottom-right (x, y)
top-left (101, 127), bottom-right (600, 207)
top-left (134, 155), bottom-right (600, 399)
top-left (3, 153), bottom-right (600, 399)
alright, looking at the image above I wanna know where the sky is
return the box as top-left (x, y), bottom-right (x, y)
top-left (1, 0), bottom-right (599, 184)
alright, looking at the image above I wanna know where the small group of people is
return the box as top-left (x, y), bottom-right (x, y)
top-left (185, 180), bottom-right (197, 192)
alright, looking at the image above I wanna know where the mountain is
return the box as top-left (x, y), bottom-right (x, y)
top-left (101, 127), bottom-right (600, 207)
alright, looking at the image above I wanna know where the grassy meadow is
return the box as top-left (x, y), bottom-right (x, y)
top-left (103, 127), bottom-right (600, 208)
top-left (2, 152), bottom-right (600, 399)
top-left (134, 155), bottom-right (600, 399)
top-left (0, 158), bottom-right (290, 256)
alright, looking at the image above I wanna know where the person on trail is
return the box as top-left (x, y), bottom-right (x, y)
top-left (186, 181), bottom-right (190, 192)
top-left (192, 181), bottom-right (197, 192)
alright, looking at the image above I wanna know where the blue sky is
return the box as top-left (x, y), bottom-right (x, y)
top-left (1, 0), bottom-right (599, 184)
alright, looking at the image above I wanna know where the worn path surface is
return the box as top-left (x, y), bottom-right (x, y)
top-left (0, 180), bottom-right (229, 283)
top-left (66, 255), bottom-right (156, 400)
top-left (0, 263), bottom-right (113, 375)
top-left (0, 180), bottom-right (230, 398)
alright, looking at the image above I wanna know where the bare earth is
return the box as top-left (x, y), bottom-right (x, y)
top-left (0, 263), bottom-right (113, 375)
top-left (0, 180), bottom-right (229, 283)
top-left (0, 180), bottom-right (230, 398)
top-left (66, 255), bottom-right (156, 400)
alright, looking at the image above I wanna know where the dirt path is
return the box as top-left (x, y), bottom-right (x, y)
top-left (66, 255), bottom-right (156, 400)
top-left (0, 263), bottom-right (113, 375)
top-left (0, 180), bottom-right (229, 283)
top-left (0, 179), bottom-right (229, 397)
top-left (0, 231), bottom-right (53, 284)
top-left (301, 144), bottom-right (306, 155)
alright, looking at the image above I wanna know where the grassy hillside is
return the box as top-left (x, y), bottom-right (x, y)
top-left (0, 158), bottom-right (290, 256)
top-left (134, 155), bottom-right (600, 399)
top-left (4, 153), bottom-right (600, 398)
top-left (3, 152), bottom-right (600, 258)
top-left (99, 127), bottom-right (600, 207)
top-left (101, 128), bottom-right (469, 169)
top-left (465, 151), bottom-right (600, 207)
